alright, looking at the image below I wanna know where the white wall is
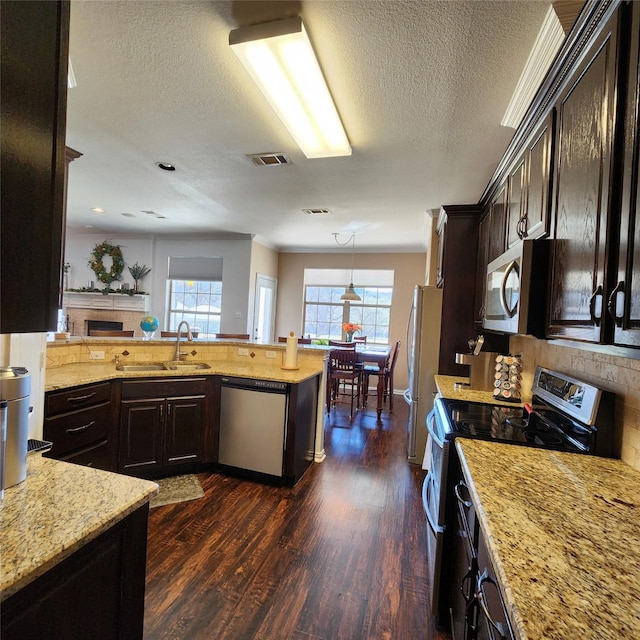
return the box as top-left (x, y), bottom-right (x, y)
top-left (65, 232), bottom-right (254, 333)
top-left (275, 252), bottom-right (429, 391)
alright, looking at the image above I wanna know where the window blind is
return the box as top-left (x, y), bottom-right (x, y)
top-left (168, 256), bottom-right (223, 282)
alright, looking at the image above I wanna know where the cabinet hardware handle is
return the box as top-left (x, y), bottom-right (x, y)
top-left (66, 392), bottom-right (96, 403)
top-left (454, 481), bottom-right (472, 509)
top-left (606, 281), bottom-right (625, 327)
top-left (476, 569), bottom-right (508, 639)
top-left (66, 421), bottom-right (95, 433)
top-left (159, 404), bottom-right (163, 421)
top-left (460, 566), bottom-right (474, 604)
top-left (589, 285), bottom-right (604, 326)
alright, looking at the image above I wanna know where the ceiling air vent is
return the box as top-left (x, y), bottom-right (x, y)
top-left (302, 208), bottom-right (332, 216)
top-left (247, 152), bottom-right (291, 167)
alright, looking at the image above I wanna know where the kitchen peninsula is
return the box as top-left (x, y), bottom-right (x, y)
top-left (0, 454), bottom-right (157, 639)
top-left (44, 337), bottom-right (327, 482)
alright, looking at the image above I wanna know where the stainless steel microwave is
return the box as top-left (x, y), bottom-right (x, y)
top-left (483, 240), bottom-right (549, 336)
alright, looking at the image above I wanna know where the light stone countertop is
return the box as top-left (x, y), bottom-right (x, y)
top-left (435, 374), bottom-right (527, 406)
top-left (45, 360), bottom-right (324, 392)
top-left (455, 439), bottom-right (640, 640)
top-left (0, 455), bottom-right (158, 601)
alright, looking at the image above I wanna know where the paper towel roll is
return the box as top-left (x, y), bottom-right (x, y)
top-left (285, 332), bottom-right (298, 369)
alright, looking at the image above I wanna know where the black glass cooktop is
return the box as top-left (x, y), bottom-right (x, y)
top-left (440, 399), bottom-right (590, 453)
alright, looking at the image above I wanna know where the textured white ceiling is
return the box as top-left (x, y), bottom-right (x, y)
top-left (65, 0), bottom-right (552, 252)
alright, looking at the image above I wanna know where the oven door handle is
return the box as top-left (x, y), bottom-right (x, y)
top-left (422, 474), bottom-right (445, 535)
top-left (426, 408), bottom-right (444, 449)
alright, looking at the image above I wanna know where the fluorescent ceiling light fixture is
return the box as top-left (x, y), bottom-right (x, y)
top-left (230, 17), bottom-right (351, 159)
top-left (501, 6), bottom-right (565, 129)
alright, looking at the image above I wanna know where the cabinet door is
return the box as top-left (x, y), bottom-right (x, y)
top-left (547, 10), bottom-right (620, 342)
top-left (0, 1), bottom-right (69, 333)
top-left (522, 110), bottom-right (554, 241)
top-left (164, 396), bottom-right (205, 465)
top-left (119, 399), bottom-right (164, 471)
top-left (506, 158), bottom-right (526, 249)
top-left (487, 182), bottom-right (507, 264)
top-left (474, 213), bottom-right (490, 326)
top-left (611, 4), bottom-right (640, 347)
top-left (436, 209), bottom-right (447, 288)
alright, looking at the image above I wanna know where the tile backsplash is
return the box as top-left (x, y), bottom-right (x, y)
top-left (510, 336), bottom-right (640, 471)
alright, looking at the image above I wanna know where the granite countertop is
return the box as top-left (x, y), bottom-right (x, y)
top-left (45, 360), bottom-right (324, 392)
top-left (0, 455), bottom-right (158, 601)
top-left (455, 439), bottom-right (640, 640)
top-left (435, 374), bottom-right (528, 406)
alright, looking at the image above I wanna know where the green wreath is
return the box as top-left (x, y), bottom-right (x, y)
top-left (88, 241), bottom-right (125, 285)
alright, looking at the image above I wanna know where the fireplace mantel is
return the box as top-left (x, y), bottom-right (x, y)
top-left (63, 292), bottom-right (150, 312)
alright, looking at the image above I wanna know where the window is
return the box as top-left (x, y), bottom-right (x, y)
top-left (168, 280), bottom-right (222, 338)
top-left (303, 269), bottom-right (394, 343)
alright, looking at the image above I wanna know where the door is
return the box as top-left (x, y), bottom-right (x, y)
top-left (612, 4), bottom-right (640, 347)
top-left (253, 274), bottom-right (277, 343)
top-left (164, 395), bottom-right (204, 465)
top-left (547, 10), bottom-right (620, 342)
top-left (119, 399), bottom-right (163, 471)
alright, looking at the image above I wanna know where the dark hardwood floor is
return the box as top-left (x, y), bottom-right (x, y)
top-left (144, 397), bottom-right (451, 639)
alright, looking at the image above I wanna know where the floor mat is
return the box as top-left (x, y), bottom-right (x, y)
top-left (150, 474), bottom-right (204, 508)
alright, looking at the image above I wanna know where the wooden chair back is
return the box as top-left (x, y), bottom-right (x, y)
top-left (353, 336), bottom-right (367, 343)
top-left (161, 330), bottom-right (199, 338)
top-left (215, 333), bottom-right (250, 340)
top-left (328, 348), bottom-right (359, 373)
top-left (278, 336), bottom-right (312, 344)
top-left (89, 330), bottom-right (135, 337)
top-left (386, 340), bottom-right (401, 373)
top-left (328, 340), bottom-right (355, 349)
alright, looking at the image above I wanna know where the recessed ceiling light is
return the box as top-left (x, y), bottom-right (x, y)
top-left (156, 162), bottom-right (176, 171)
top-left (91, 207), bottom-right (105, 213)
top-left (121, 213), bottom-right (136, 217)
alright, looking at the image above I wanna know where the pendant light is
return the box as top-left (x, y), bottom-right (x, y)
top-left (334, 233), bottom-right (361, 302)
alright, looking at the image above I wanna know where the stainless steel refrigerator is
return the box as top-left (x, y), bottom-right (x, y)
top-left (403, 285), bottom-right (442, 464)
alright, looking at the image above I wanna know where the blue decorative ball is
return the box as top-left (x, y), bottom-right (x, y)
top-left (140, 315), bottom-right (159, 332)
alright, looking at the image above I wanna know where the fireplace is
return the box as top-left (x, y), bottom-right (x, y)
top-left (87, 319), bottom-right (124, 335)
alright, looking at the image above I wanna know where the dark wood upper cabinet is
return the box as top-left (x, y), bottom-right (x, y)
top-left (486, 182), bottom-right (507, 264)
top-left (612, 3), bottom-right (640, 347)
top-left (523, 110), bottom-right (555, 242)
top-left (0, 1), bottom-right (70, 334)
top-left (506, 158), bottom-right (526, 249)
top-left (546, 5), bottom-right (621, 342)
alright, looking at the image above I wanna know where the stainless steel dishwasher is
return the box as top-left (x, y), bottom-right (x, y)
top-left (218, 376), bottom-right (288, 478)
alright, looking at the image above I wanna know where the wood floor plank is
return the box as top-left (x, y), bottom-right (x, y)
top-left (144, 400), bottom-right (451, 640)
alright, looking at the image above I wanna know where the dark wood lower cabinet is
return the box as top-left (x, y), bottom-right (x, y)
top-left (1, 504), bottom-right (150, 640)
top-left (119, 378), bottom-right (208, 476)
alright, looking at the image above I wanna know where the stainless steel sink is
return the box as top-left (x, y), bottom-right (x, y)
top-left (164, 361), bottom-right (211, 370)
top-left (116, 363), bottom-right (167, 372)
top-left (115, 361), bottom-right (211, 371)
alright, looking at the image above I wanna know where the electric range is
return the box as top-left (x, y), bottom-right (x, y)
top-left (435, 365), bottom-right (615, 457)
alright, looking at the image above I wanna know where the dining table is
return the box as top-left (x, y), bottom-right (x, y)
top-left (354, 343), bottom-right (392, 417)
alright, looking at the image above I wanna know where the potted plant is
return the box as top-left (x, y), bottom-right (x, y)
top-left (128, 262), bottom-right (151, 293)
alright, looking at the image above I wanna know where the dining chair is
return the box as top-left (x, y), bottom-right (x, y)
top-left (215, 333), bottom-right (250, 340)
top-left (88, 329), bottom-right (135, 337)
top-left (326, 348), bottom-right (362, 419)
top-left (328, 340), bottom-right (356, 348)
top-left (353, 336), bottom-right (367, 344)
top-left (278, 336), bottom-right (312, 344)
top-left (363, 340), bottom-right (400, 410)
top-left (161, 330), bottom-right (199, 338)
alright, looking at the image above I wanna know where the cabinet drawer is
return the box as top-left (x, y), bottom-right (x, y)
top-left (46, 382), bottom-right (111, 416)
top-left (58, 439), bottom-right (112, 470)
top-left (121, 377), bottom-right (208, 399)
top-left (44, 402), bottom-right (111, 456)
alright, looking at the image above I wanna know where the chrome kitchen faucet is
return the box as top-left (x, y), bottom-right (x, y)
top-left (174, 321), bottom-right (192, 361)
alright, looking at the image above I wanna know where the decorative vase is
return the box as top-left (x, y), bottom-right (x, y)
top-left (346, 331), bottom-right (354, 342)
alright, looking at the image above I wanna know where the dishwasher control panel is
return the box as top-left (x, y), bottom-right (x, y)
top-left (220, 377), bottom-right (288, 392)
